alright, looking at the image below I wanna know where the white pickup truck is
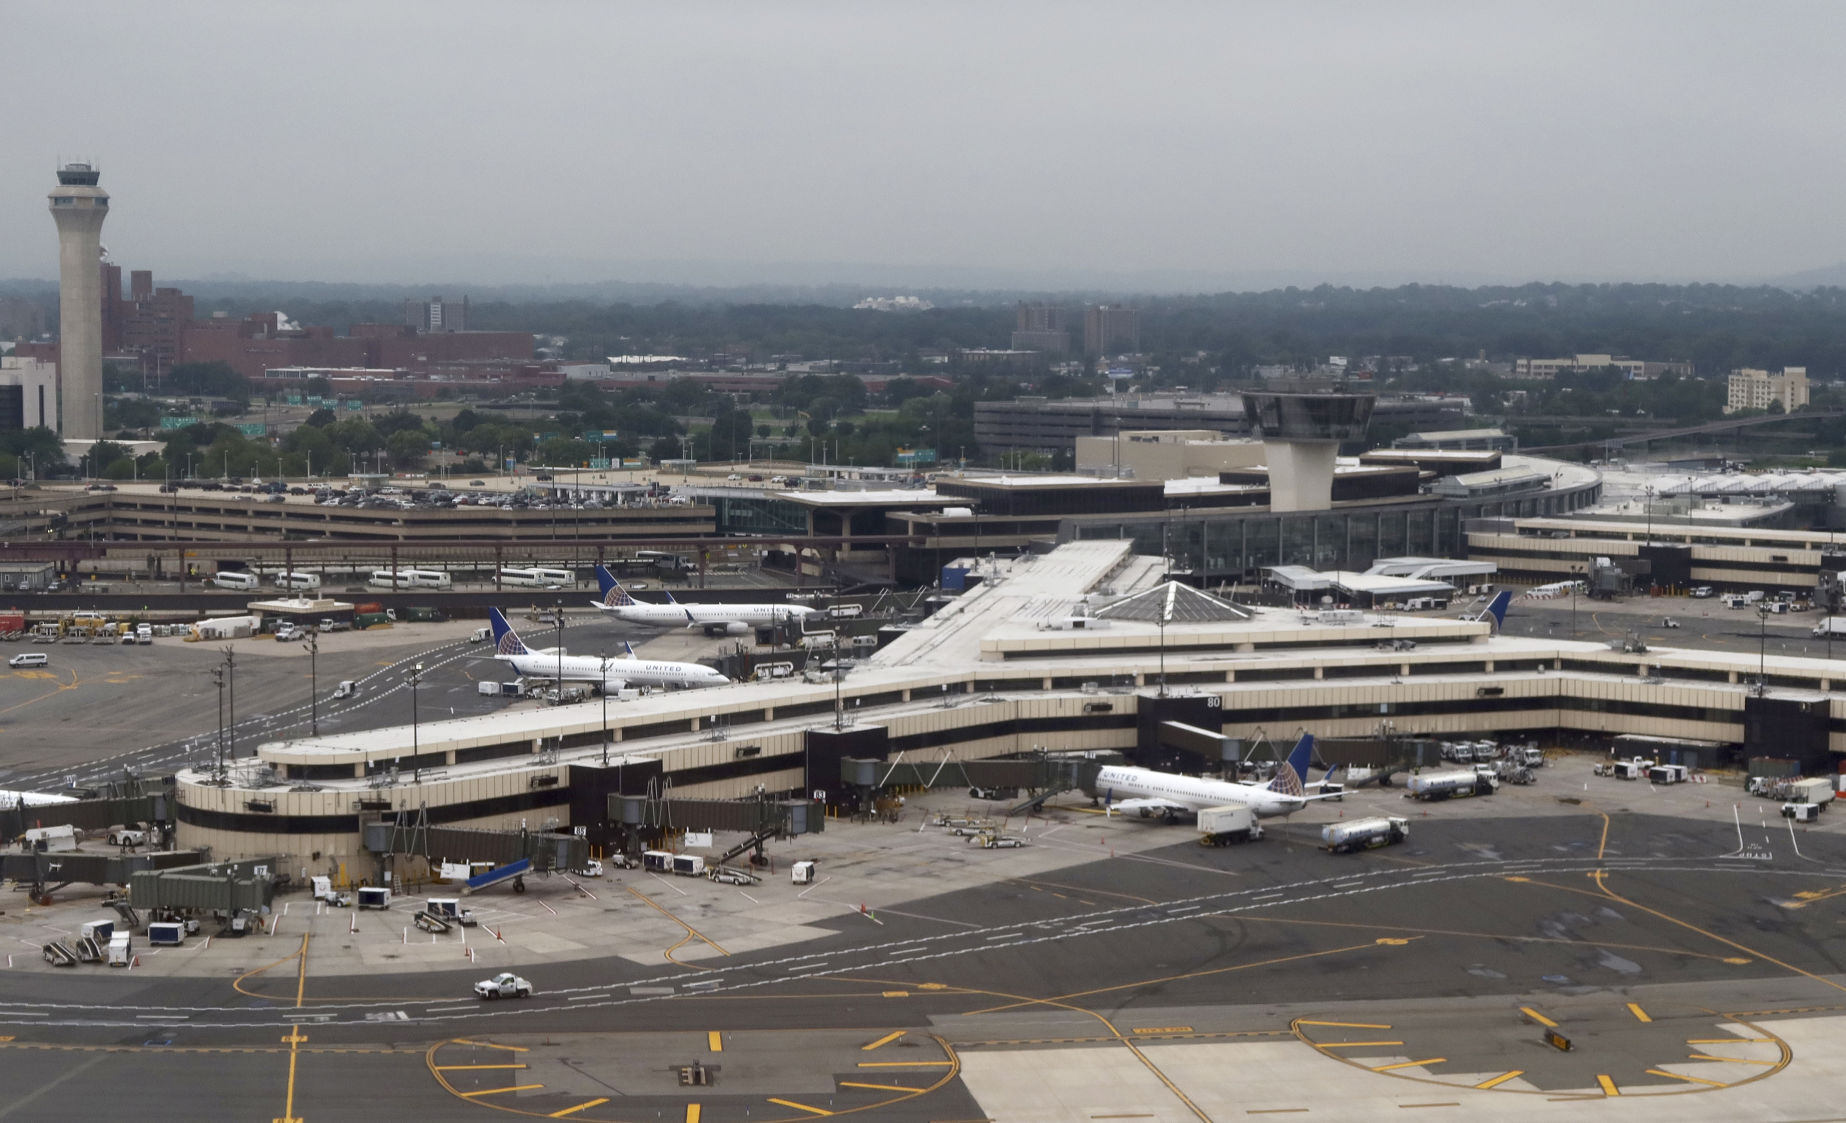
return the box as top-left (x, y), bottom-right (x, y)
top-left (474, 972), bottom-right (532, 1000)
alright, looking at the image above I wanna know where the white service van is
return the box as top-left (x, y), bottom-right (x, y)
top-left (9, 652), bottom-right (49, 668)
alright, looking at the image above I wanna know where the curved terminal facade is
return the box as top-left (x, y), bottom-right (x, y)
top-left (176, 537), bottom-right (1846, 876)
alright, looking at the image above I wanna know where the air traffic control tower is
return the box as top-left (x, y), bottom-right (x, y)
top-left (1240, 390), bottom-right (1374, 512)
top-left (48, 162), bottom-right (109, 440)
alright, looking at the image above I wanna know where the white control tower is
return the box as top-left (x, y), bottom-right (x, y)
top-left (48, 162), bottom-right (109, 439)
top-left (1241, 391), bottom-right (1375, 512)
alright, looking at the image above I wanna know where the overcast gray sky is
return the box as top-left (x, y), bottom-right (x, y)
top-left (7, 1), bottom-right (1843, 291)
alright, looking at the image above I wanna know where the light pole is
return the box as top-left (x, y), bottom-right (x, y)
top-left (600, 650), bottom-right (611, 766)
top-left (1570, 564), bottom-right (1584, 640)
top-left (1158, 581), bottom-right (1170, 697)
top-left (1757, 605), bottom-right (1770, 695)
top-left (308, 630), bottom-right (319, 736)
top-left (211, 664), bottom-right (226, 781)
top-left (410, 661), bottom-right (424, 781)
top-left (556, 602), bottom-right (565, 700)
top-left (224, 648), bottom-right (236, 759)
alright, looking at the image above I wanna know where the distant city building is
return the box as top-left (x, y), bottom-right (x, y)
top-left (0, 355), bottom-right (57, 432)
top-left (1511, 353), bottom-right (1692, 381)
top-left (117, 271), bottom-right (194, 381)
top-left (1724, 366), bottom-right (1809, 414)
top-left (1012, 302), bottom-right (1071, 353)
top-left (1009, 329), bottom-right (1071, 354)
top-left (1015, 302), bottom-right (1065, 332)
top-left (1084, 304), bottom-right (1140, 355)
top-left (406, 295), bottom-right (468, 333)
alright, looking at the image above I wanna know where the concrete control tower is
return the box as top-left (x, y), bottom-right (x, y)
top-left (48, 162), bottom-right (109, 439)
top-left (1241, 391), bottom-right (1374, 512)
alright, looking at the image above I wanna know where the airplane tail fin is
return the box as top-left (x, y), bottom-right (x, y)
top-left (621, 640), bottom-right (636, 658)
top-left (1479, 590), bottom-right (1513, 633)
top-left (663, 590), bottom-right (679, 605)
top-left (488, 608), bottom-right (529, 657)
top-left (1267, 734), bottom-right (1313, 797)
top-left (594, 566), bottom-right (636, 608)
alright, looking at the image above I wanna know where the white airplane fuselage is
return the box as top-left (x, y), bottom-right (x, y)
top-left (1095, 764), bottom-right (1309, 819)
top-left (497, 650), bottom-right (728, 691)
top-left (599, 601), bottom-right (816, 630)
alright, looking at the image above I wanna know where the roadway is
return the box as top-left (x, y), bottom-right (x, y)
top-left (1489, 596), bottom-right (1846, 662)
top-left (3, 777), bottom-right (1846, 1120)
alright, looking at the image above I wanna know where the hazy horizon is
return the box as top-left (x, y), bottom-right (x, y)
top-left (8, 2), bottom-right (1845, 293)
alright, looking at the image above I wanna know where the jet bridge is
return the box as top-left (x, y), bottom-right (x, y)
top-left (838, 753), bottom-right (1107, 818)
top-left (609, 793), bottom-right (824, 840)
top-left (128, 857), bottom-right (281, 916)
top-left (1315, 736), bottom-right (1443, 785)
top-left (359, 818), bottom-right (588, 880)
top-left (0, 848), bottom-right (205, 904)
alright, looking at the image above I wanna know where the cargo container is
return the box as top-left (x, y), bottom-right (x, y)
top-left (1197, 805), bottom-right (1264, 846)
top-left (1789, 777), bottom-right (1835, 805)
top-left (147, 922), bottom-right (185, 946)
top-left (670, 854), bottom-right (707, 877)
top-left (354, 612), bottom-right (393, 629)
top-left (1322, 817), bottom-right (1410, 853)
top-left (356, 887), bottom-right (391, 909)
top-left (1647, 764), bottom-right (1690, 785)
top-left (1784, 802), bottom-right (1822, 823)
top-left (642, 850), bottom-right (674, 872)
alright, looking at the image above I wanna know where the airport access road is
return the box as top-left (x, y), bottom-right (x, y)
top-left (5, 806), bottom-right (1846, 1121)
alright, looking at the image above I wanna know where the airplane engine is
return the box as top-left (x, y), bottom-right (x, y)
top-left (703, 621), bottom-right (752, 636)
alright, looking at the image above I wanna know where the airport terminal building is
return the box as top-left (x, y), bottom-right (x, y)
top-left (175, 538), bottom-right (1846, 878)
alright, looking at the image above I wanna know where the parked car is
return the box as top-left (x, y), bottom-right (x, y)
top-left (1662, 618), bottom-right (1681, 628)
top-left (474, 972), bottom-right (532, 999)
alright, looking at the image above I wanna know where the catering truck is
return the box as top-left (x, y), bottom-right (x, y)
top-left (1813, 616), bottom-right (1846, 639)
top-left (1197, 805), bottom-right (1265, 846)
top-left (1322, 817), bottom-right (1411, 853)
top-left (1405, 769), bottom-right (1498, 801)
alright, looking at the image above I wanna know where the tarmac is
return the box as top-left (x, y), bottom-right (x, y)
top-left (8, 616), bottom-right (1846, 1120)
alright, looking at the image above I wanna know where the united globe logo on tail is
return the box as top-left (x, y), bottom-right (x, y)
top-left (1265, 733), bottom-right (1315, 798)
top-left (594, 565), bottom-right (636, 607)
top-left (488, 609), bottom-right (529, 657)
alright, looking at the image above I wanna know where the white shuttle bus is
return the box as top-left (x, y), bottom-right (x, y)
top-left (368, 568), bottom-right (451, 590)
top-left (273, 571), bottom-right (321, 592)
top-left (499, 567), bottom-right (574, 588)
top-left (213, 571), bottom-right (261, 591)
top-left (404, 569), bottom-right (452, 589)
top-left (367, 569), bottom-right (416, 590)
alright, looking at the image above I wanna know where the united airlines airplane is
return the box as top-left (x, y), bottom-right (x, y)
top-left (1093, 734), bottom-right (1344, 821)
top-left (487, 608), bottom-right (730, 692)
top-left (589, 566), bottom-right (818, 636)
